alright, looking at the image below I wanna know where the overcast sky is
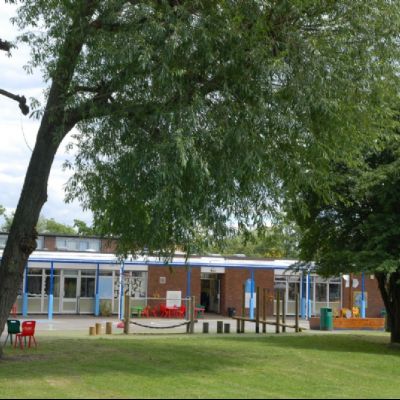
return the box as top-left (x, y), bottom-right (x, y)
top-left (0, 3), bottom-right (92, 226)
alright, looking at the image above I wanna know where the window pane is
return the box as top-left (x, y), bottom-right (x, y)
top-left (329, 284), bottom-right (341, 302)
top-left (81, 278), bottom-right (95, 298)
top-left (316, 283), bottom-right (327, 302)
top-left (44, 276), bottom-right (60, 297)
top-left (64, 278), bottom-right (77, 298)
top-left (288, 282), bottom-right (299, 301)
top-left (27, 276), bottom-right (42, 297)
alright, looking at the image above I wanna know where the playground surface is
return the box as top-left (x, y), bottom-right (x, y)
top-left (0, 328), bottom-right (399, 399)
top-left (0, 315), bottom-right (310, 336)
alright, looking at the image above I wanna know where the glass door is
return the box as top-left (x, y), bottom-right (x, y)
top-left (62, 273), bottom-right (79, 313)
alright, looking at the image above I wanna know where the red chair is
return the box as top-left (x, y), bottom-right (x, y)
top-left (159, 304), bottom-right (167, 318)
top-left (151, 306), bottom-right (159, 317)
top-left (177, 305), bottom-right (186, 319)
top-left (14, 321), bottom-right (37, 349)
top-left (141, 306), bottom-right (151, 318)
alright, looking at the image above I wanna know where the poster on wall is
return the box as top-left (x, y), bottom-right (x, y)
top-left (99, 276), bottom-right (114, 299)
top-left (353, 291), bottom-right (368, 309)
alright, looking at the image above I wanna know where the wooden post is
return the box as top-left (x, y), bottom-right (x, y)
top-left (106, 322), bottom-right (113, 335)
top-left (282, 289), bottom-right (286, 333)
top-left (217, 321), bottom-right (223, 334)
top-left (203, 322), bottom-right (209, 334)
top-left (95, 323), bottom-right (102, 336)
top-left (124, 294), bottom-right (130, 335)
top-left (295, 291), bottom-right (300, 333)
top-left (190, 295), bottom-right (196, 334)
top-left (241, 283), bottom-right (246, 333)
top-left (256, 286), bottom-right (260, 334)
top-left (262, 288), bottom-right (267, 334)
top-left (89, 326), bottom-right (96, 336)
top-left (237, 318), bottom-right (241, 334)
top-left (276, 290), bottom-right (280, 334)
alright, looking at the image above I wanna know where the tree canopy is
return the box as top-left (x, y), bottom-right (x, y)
top-left (287, 129), bottom-right (400, 342)
top-left (36, 0), bottom-right (396, 256)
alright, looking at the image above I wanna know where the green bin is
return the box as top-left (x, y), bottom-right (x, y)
top-left (320, 308), bottom-right (333, 331)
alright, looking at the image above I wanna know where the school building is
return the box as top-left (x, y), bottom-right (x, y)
top-left (0, 233), bottom-right (385, 320)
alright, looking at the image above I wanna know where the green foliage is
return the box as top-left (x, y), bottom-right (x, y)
top-left (205, 224), bottom-right (299, 259)
top-left (36, 216), bottom-right (76, 235)
top-left (11, 0), bottom-right (400, 257)
top-left (288, 132), bottom-right (400, 276)
top-left (73, 219), bottom-right (99, 236)
top-left (0, 209), bottom-right (77, 235)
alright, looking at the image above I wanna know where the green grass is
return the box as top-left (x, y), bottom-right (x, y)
top-left (0, 332), bottom-right (399, 399)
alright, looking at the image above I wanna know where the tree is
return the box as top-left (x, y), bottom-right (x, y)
top-left (0, 1), bottom-right (399, 356)
top-left (205, 223), bottom-right (299, 259)
top-left (73, 219), bottom-right (99, 236)
top-left (287, 132), bottom-right (400, 343)
top-left (0, 37), bottom-right (29, 115)
top-left (0, 208), bottom-right (76, 234)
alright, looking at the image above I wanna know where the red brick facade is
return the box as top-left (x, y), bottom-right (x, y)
top-left (342, 274), bottom-right (385, 317)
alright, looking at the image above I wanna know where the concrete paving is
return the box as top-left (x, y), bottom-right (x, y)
top-left (1, 315), bottom-right (311, 338)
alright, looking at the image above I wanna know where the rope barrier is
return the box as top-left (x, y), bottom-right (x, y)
top-left (129, 320), bottom-right (190, 329)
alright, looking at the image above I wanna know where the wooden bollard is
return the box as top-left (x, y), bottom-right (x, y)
top-left (237, 319), bottom-right (241, 334)
top-left (203, 322), bottom-right (209, 334)
top-left (106, 322), bottom-right (112, 335)
top-left (217, 321), bottom-right (223, 334)
top-left (89, 326), bottom-right (96, 336)
top-left (276, 290), bottom-right (280, 334)
top-left (224, 323), bottom-right (230, 334)
top-left (95, 323), bottom-right (102, 335)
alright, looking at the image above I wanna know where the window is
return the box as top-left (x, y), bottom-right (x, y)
top-left (56, 237), bottom-right (101, 252)
top-left (288, 282), bottom-right (300, 301)
top-left (81, 270), bottom-right (95, 298)
top-left (329, 283), bottom-right (341, 302)
top-left (27, 269), bottom-right (43, 297)
top-left (44, 269), bottom-right (60, 297)
top-left (316, 283), bottom-right (327, 302)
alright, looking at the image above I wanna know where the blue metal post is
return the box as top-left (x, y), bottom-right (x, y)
top-left (22, 265), bottom-right (28, 317)
top-left (48, 262), bottom-right (54, 320)
top-left (361, 272), bottom-right (366, 318)
top-left (95, 263), bottom-right (100, 316)
top-left (119, 262), bottom-right (125, 320)
top-left (300, 273), bottom-right (306, 319)
top-left (250, 270), bottom-right (255, 319)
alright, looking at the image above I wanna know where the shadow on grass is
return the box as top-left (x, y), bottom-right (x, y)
top-left (217, 332), bottom-right (400, 356)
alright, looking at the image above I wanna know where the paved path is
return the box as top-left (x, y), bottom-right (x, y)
top-left (1, 316), bottom-right (311, 337)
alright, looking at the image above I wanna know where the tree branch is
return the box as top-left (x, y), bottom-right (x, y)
top-left (0, 39), bottom-right (12, 52)
top-left (0, 88), bottom-right (29, 115)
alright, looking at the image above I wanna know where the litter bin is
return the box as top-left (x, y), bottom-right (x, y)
top-left (228, 307), bottom-right (236, 318)
top-left (320, 307), bottom-right (333, 331)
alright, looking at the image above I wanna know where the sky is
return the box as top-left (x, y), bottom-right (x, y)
top-left (0, 3), bottom-right (92, 226)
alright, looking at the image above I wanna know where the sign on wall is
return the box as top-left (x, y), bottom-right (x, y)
top-left (99, 276), bottom-right (114, 299)
top-left (353, 291), bottom-right (368, 308)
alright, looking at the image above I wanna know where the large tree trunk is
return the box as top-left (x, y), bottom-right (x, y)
top-left (376, 271), bottom-right (400, 344)
top-left (0, 1), bottom-right (98, 358)
top-left (0, 124), bottom-right (60, 357)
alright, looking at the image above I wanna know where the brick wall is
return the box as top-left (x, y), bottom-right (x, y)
top-left (43, 236), bottom-right (56, 251)
top-left (342, 274), bottom-right (384, 317)
top-left (220, 269), bottom-right (275, 317)
top-left (101, 238), bottom-right (118, 253)
top-left (147, 266), bottom-right (201, 305)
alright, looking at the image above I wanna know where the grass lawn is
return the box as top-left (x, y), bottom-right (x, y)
top-left (0, 332), bottom-right (399, 399)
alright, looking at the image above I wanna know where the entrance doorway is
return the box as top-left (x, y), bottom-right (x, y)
top-left (200, 274), bottom-right (221, 313)
top-left (62, 274), bottom-right (79, 313)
